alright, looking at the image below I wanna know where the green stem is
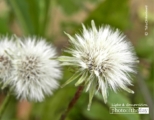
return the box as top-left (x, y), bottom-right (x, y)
top-left (0, 91), bottom-right (11, 119)
top-left (60, 86), bottom-right (84, 120)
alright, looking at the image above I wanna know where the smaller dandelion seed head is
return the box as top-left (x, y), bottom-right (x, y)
top-left (11, 37), bottom-right (62, 101)
top-left (0, 56), bottom-right (12, 76)
top-left (59, 20), bottom-right (138, 110)
top-left (0, 37), bottom-right (16, 81)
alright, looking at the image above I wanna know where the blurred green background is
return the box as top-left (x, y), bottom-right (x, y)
top-left (0, 0), bottom-right (153, 120)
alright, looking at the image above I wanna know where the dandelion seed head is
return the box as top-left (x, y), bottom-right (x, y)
top-left (60, 20), bottom-right (138, 109)
top-left (0, 37), bottom-right (15, 81)
top-left (12, 37), bottom-right (62, 101)
top-left (0, 55), bottom-right (12, 79)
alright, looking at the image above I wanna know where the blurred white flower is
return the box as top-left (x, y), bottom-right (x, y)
top-left (12, 37), bottom-right (62, 102)
top-left (59, 20), bottom-right (138, 110)
top-left (0, 37), bottom-right (15, 82)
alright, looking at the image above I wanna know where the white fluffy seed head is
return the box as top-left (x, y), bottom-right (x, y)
top-left (59, 20), bottom-right (138, 110)
top-left (0, 37), bottom-right (15, 82)
top-left (12, 37), bottom-right (62, 101)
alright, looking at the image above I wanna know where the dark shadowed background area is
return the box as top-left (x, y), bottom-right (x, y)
top-left (0, 0), bottom-right (153, 120)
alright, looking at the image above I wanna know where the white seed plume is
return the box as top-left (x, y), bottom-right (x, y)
top-left (59, 20), bottom-right (138, 110)
top-left (12, 37), bottom-right (62, 101)
top-left (0, 37), bottom-right (15, 82)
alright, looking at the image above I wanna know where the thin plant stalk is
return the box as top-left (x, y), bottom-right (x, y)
top-left (0, 90), bottom-right (11, 119)
top-left (60, 85), bottom-right (84, 120)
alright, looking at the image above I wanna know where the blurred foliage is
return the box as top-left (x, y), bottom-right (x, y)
top-left (1, 97), bottom-right (16, 120)
top-left (57, 0), bottom-right (101, 15)
top-left (0, 17), bottom-right (10, 34)
top-left (0, 8), bottom-right (10, 34)
top-left (57, 0), bottom-right (84, 15)
top-left (7, 0), bottom-right (51, 36)
top-left (136, 29), bottom-right (154, 60)
top-left (0, 0), bottom-right (153, 120)
top-left (84, 0), bottom-right (131, 31)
